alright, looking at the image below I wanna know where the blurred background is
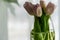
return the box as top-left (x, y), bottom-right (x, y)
top-left (0, 0), bottom-right (59, 40)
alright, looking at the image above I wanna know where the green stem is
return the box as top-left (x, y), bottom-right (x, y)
top-left (34, 16), bottom-right (41, 32)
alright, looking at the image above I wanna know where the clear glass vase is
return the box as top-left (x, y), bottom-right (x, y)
top-left (30, 17), bottom-right (55, 40)
top-left (31, 31), bottom-right (55, 40)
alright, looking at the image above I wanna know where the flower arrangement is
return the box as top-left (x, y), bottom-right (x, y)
top-left (24, 0), bottom-right (55, 40)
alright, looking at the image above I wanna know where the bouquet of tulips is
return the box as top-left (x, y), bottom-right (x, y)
top-left (24, 0), bottom-right (55, 40)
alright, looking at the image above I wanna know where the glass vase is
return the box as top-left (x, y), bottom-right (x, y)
top-left (30, 16), bottom-right (55, 40)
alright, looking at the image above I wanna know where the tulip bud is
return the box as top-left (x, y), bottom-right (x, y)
top-left (46, 2), bottom-right (55, 15)
top-left (40, 0), bottom-right (46, 15)
top-left (24, 2), bottom-right (34, 15)
top-left (36, 6), bottom-right (42, 17)
top-left (33, 4), bottom-right (42, 17)
top-left (40, 0), bottom-right (46, 9)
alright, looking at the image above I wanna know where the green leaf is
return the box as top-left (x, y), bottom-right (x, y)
top-left (4, 0), bottom-right (19, 5)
